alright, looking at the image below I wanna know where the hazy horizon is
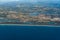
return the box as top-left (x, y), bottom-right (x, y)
top-left (0, 0), bottom-right (60, 2)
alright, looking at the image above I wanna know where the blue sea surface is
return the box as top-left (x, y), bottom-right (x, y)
top-left (0, 25), bottom-right (60, 40)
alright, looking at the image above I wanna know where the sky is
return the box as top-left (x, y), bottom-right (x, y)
top-left (0, 0), bottom-right (19, 2)
top-left (0, 0), bottom-right (60, 2)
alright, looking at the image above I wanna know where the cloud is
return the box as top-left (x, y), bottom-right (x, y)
top-left (0, 0), bottom-right (19, 2)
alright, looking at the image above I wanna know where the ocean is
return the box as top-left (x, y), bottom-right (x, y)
top-left (0, 25), bottom-right (60, 40)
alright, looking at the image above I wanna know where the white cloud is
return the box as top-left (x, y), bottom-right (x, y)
top-left (0, 0), bottom-right (19, 2)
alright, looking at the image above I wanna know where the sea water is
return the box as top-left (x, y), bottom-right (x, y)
top-left (0, 25), bottom-right (60, 40)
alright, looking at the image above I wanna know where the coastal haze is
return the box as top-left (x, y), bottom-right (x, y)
top-left (0, 0), bottom-right (60, 25)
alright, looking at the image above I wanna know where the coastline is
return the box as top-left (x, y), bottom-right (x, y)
top-left (0, 24), bottom-right (60, 27)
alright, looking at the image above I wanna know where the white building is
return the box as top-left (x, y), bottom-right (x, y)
top-left (51, 18), bottom-right (60, 21)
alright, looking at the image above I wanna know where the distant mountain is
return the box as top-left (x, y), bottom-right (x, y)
top-left (0, 1), bottom-right (60, 8)
top-left (0, 1), bottom-right (60, 15)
